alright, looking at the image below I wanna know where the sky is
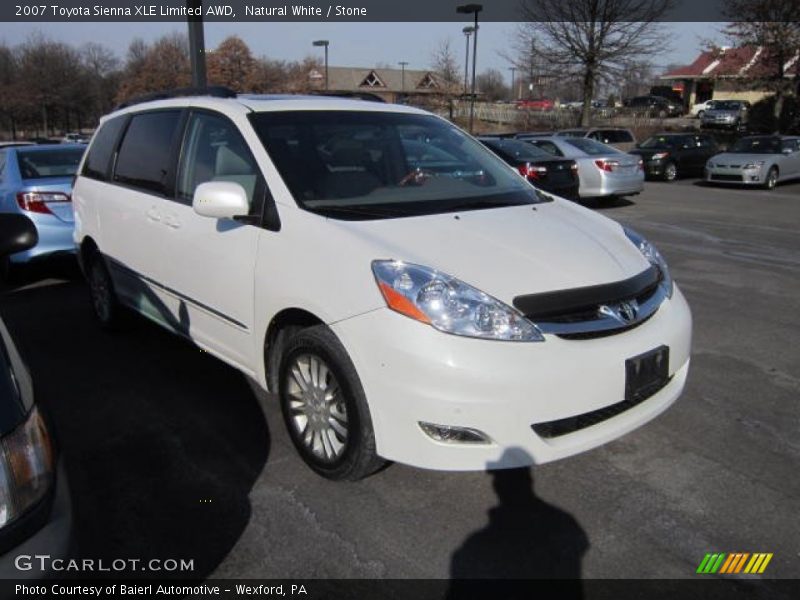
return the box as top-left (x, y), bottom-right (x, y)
top-left (0, 21), bottom-right (725, 82)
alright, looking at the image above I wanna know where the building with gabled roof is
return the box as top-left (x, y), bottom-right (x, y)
top-left (308, 66), bottom-right (450, 104)
top-left (660, 45), bottom-right (799, 108)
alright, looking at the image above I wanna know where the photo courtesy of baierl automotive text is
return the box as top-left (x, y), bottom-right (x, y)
top-left (0, 0), bottom-right (797, 596)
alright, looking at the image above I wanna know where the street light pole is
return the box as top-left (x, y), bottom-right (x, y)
top-left (312, 40), bottom-right (329, 90)
top-left (186, 0), bottom-right (206, 88)
top-left (462, 26), bottom-right (474, 97)
top-left (508, 67), bottom-right (516, 101)
top-left (398, 61), bottom-right (408, 94)
top-left (457, 4), bottom-right (482, 134)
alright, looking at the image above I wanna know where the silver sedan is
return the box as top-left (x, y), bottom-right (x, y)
top-left (525, 136), bottom-right (644, 199)
top-left (705, 136), bottom-right (800, 190)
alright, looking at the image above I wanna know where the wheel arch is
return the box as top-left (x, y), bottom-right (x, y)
top-left (263, 307), bottom-right (325, 393)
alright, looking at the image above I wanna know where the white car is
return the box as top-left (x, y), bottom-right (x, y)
top-left (690, 100), bottom-right (719, 119)
top-left (526, 136), bottom-right (644, 199)
top-left (73, 92), bottom-right (692, 480)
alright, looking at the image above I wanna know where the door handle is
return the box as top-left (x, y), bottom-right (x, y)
top-left (163, 214), bottom-right (181, 229)
top-left (146, 207), bottom-right (161, 222)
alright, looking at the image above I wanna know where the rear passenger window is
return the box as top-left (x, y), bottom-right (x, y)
top-left (82, 116), bottom-right (127, 181)
top-left (177, 111), bottom-right (262, 215)
top-left (531, 141), bottom-right (563, 157)
top-left (617, 131), bottom-right (634, 143)
top-left (114, 111), bottom-right (182, 195)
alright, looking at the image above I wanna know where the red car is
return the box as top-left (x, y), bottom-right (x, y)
top-left (515, 99), bottom-right (555, 111)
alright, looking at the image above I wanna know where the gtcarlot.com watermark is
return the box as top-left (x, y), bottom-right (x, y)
top-left (14, 554), bottom-right (195, 573)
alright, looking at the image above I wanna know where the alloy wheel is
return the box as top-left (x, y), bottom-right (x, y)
top-left (285, 353), bottom-right (349, 463)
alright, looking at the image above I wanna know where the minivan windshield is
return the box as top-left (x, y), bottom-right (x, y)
top-left (249, 111), bottom-right (543, 219)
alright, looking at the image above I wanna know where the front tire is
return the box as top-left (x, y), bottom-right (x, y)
top-left (663, 161), bottom-right (678, 182)
top-left (278, 325), bottom-right (385, 481)
top-left (87, 252), bottom-right (125, 329)
top-left (763, 167), bottom-right (778, 190)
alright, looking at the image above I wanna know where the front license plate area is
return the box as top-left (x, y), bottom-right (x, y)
top-left (625, 346), bottom-right (669, 402)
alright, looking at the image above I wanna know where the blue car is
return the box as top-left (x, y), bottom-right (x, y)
top-left (0, 144), bottom-right (86, 276)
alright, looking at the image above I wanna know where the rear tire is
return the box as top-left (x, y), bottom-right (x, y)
top-left (278, 325), bottom-right (385, 481)
top-left (87, 252), bottom-right (126, 329)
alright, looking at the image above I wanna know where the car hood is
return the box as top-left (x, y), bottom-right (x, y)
top-left (710, 152), bottom-right (776, 164)
top-left (328, 199), bottom-right (650, 306)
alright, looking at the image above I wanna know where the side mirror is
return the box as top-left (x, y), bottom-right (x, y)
top-left (192, 181), bottom-right (249, 220)
top-left (0, 214), bottom-right (38, 258)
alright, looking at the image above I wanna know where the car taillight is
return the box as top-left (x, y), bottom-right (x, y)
top-left (637, 159), bottom-right (644, 171)
top-left (594, 159), bottom-right (619, 172)
top-left (570, 162), bottom-right (578, 172)
top-left (518, 163), bottom-right (547, 180)
top-left (15, 192), bottom-right (70, 215)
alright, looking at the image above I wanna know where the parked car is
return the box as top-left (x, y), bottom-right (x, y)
top-left (61, 132), bottom-right (90, 144)
top-left (690, 99), bottom-right (720, 119)
top-left (524, 136), bottom-right (644, 199)
top-left (705, 135), bottom-right (800, 189)
top-left (0, 214), bottom-right (72, 577)
top-left (0, 142), bottom-right (35, 149)
top-left (478, 137), bottom-right (579, 199)
top-left (626, 95), bottom-right (683, 118)
top-left (0, 144), bottom-right (85, 278)
top-left (73, 92), bottom-right (691, 480)
top-left (700, 100), bottom-right (750, 130)
top-left (515, 98), bottom-right (555, 111)
top-left (628, 133), bottom-right (719, 181)
top-left (556, 128), bottom-right (637, 152)
top-left (513, 131), bottom-right (557, 140)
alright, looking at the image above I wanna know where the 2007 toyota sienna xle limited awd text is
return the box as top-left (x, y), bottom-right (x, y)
top-left (72, 90), bottom-right (692, 480)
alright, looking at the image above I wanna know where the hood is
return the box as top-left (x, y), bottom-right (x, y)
top-left (327, 199), bottom-right (650, 306)
top-left (710, 152), bottom-right (774, 165)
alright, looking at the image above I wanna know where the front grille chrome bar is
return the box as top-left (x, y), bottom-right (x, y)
top-left (534, 283), bottom-right (669, 337)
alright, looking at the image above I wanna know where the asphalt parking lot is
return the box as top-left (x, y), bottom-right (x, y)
top-left (0, 178), bottom-right (798, 588)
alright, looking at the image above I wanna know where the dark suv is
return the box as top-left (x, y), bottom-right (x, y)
top-left (626, 95), bottom-right (683, 118)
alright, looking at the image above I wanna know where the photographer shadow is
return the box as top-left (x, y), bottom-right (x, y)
top-left (448, 449), bottom-right (588, 598)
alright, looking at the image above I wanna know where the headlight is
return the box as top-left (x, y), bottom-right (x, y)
top-left (651, 152), bottom-right (669, 161)
top-left (742, 161), bottom-right (765, 170)
top-left (706, 161), bottom-right (715, 169)
top-left (623, 228), bottom-right (673, 298)
top-left (372, 260), bottom-right (544, 341)
top-left (0, 407), bottom-right (54, 528)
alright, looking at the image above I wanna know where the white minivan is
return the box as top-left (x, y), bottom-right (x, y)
top-left (73, 91), bottom-right (692, 480)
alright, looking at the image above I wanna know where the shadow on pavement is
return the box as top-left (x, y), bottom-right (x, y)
top-left (583, 196), bottom-right (636, 210)
top-left (0, 278), bottom-right (270, 578)
top-left (448, 449), bottom-right (588, 597)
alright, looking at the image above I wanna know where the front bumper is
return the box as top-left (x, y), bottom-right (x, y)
top-left (705, 168), bottom-right (764, 185)
top-left (332, 285), bottom-right (692, 471)
top-left (0, 461), bottom-right (73, 578)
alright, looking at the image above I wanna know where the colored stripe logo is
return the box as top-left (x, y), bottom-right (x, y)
top-left (697, 553), bottom-right (773, 574)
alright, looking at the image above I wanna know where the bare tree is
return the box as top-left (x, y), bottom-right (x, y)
top-left (430, 38), bottom-right (460, 94)
top-left (514, 0), bottom-right (674, 126)
top-left (723, 0), bottom-right (800, 132)
top-left (476, 68), bottom-right (509, 102)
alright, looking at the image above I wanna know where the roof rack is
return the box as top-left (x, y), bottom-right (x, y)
top-left (308, 91), bottom-right (386, 103)
top-left (114, 86), bottom-right (237, 110)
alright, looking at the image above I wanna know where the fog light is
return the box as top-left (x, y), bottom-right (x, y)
top-left (418, 422), bottom-right (490, 444)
